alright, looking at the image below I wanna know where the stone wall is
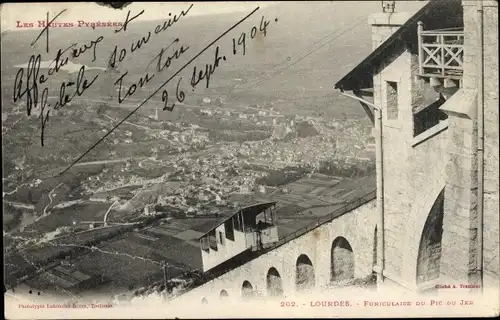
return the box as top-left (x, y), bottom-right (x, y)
top-left (169, 200), bottom-right (376, 304)
top-left (440, 113), bottom-right (478, 284)
top-left (481, 1), bottom-right (499, 290)
top-left (369, 12), bottom-right (413, 50)
top-left (372, 46), bottom-right (449, 290)
top-left (438, 0), bottom-right (499, 290)
top-left (369, 0), bottom-right (498, 293)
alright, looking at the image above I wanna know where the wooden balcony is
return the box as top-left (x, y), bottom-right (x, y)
top-left (417, 21), bottom-right (464, 81)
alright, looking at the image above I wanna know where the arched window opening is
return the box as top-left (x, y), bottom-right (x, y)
top-left (331, 236), bottom-right (355, 282)
top-left (266, 267), bottom-right (283, 296)
top-left (220, 289), bottom-right (229, 299)
top-left (241, 280), bottom-right (254, 298)
top-left (296, 254), bottom-right (315, 292)
top-left (417, 190), bottom-right (445, 285)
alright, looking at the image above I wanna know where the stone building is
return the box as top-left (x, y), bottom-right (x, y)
top-left (165, 0), bottom-right (498, 310)
top-left (335, 0), bottom-right (498, 293)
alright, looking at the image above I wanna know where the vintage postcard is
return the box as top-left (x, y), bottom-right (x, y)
top-left (2, 1), bottom-right (499, 318)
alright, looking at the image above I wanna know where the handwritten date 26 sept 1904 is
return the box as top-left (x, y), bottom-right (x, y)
top-left (161, 16), bottom-right (275, 112)
top-left (119, 14), bottom-right (276, 113)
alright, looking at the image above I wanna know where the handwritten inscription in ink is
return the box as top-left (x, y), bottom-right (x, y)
top-left (10, 2), bottom-right (278, 166)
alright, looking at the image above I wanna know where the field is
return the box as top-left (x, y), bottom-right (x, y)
top-left (3, 225), bottom-right (130, 286)
top-left (70, 230), bottom-right (202, 292)
top-left (91, 185), bottom-right (143, 200)
top-left (25, 201), bottom-right (113, 233)
top-left (261, 174), bottom-right (376, 238)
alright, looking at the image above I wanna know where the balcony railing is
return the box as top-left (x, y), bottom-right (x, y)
top-left (417, 22), bottom-right (464, 79)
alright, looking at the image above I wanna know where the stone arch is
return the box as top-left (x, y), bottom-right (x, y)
top-left (295, 254), bottom-right (315, 292)
top-left (405, 180), bottom-right (446, 283)
top-left (241, 280), bottom-right (254, 298)
top-left (266, 267), bottom-right (283, 296)
top-left (220, 289), bottom-right (229, 299)
top-left (331, 236), bottom-right (355, 282)
top-left (416, 189), bottom-right (445, 284)
top-left (201, 297), bottom-right (208, 304)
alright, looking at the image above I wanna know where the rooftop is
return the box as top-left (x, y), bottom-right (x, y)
top-left (334, 0), bottom-right (463, 91)
top-left (196, 202), bottom-right (277, 239)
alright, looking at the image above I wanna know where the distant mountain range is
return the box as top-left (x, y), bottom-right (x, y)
top-left (1, 1), bottom-right (427, 93)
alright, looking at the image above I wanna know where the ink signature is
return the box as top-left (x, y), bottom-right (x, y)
top-left (12, 54), bottom-right (98, 146)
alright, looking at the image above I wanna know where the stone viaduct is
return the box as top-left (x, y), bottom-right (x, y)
top-left (170, 200), bottom-right (377, 304)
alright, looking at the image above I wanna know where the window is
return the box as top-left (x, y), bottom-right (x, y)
top-left (219, 231), bottom-right (225, 245)
top-left (201, 236), bottom-right (210, 252)
top-left (386, 81), bottom-right (399, 120)
top-left (234, 214), bottom-right (242, 232)
top-left (412, 82), bottom-right (450, 137)
top-left (209, 230), bottom-right (218, 251)
top-left (413, 95), bottom-right (448, 136)
top-left (224, 219), bottom-right (235, 241)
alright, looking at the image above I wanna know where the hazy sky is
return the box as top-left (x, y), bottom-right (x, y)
top-left (1, 2), bottom-right (273, 32)
top-left (1, 1), bottom-right (429, 33)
